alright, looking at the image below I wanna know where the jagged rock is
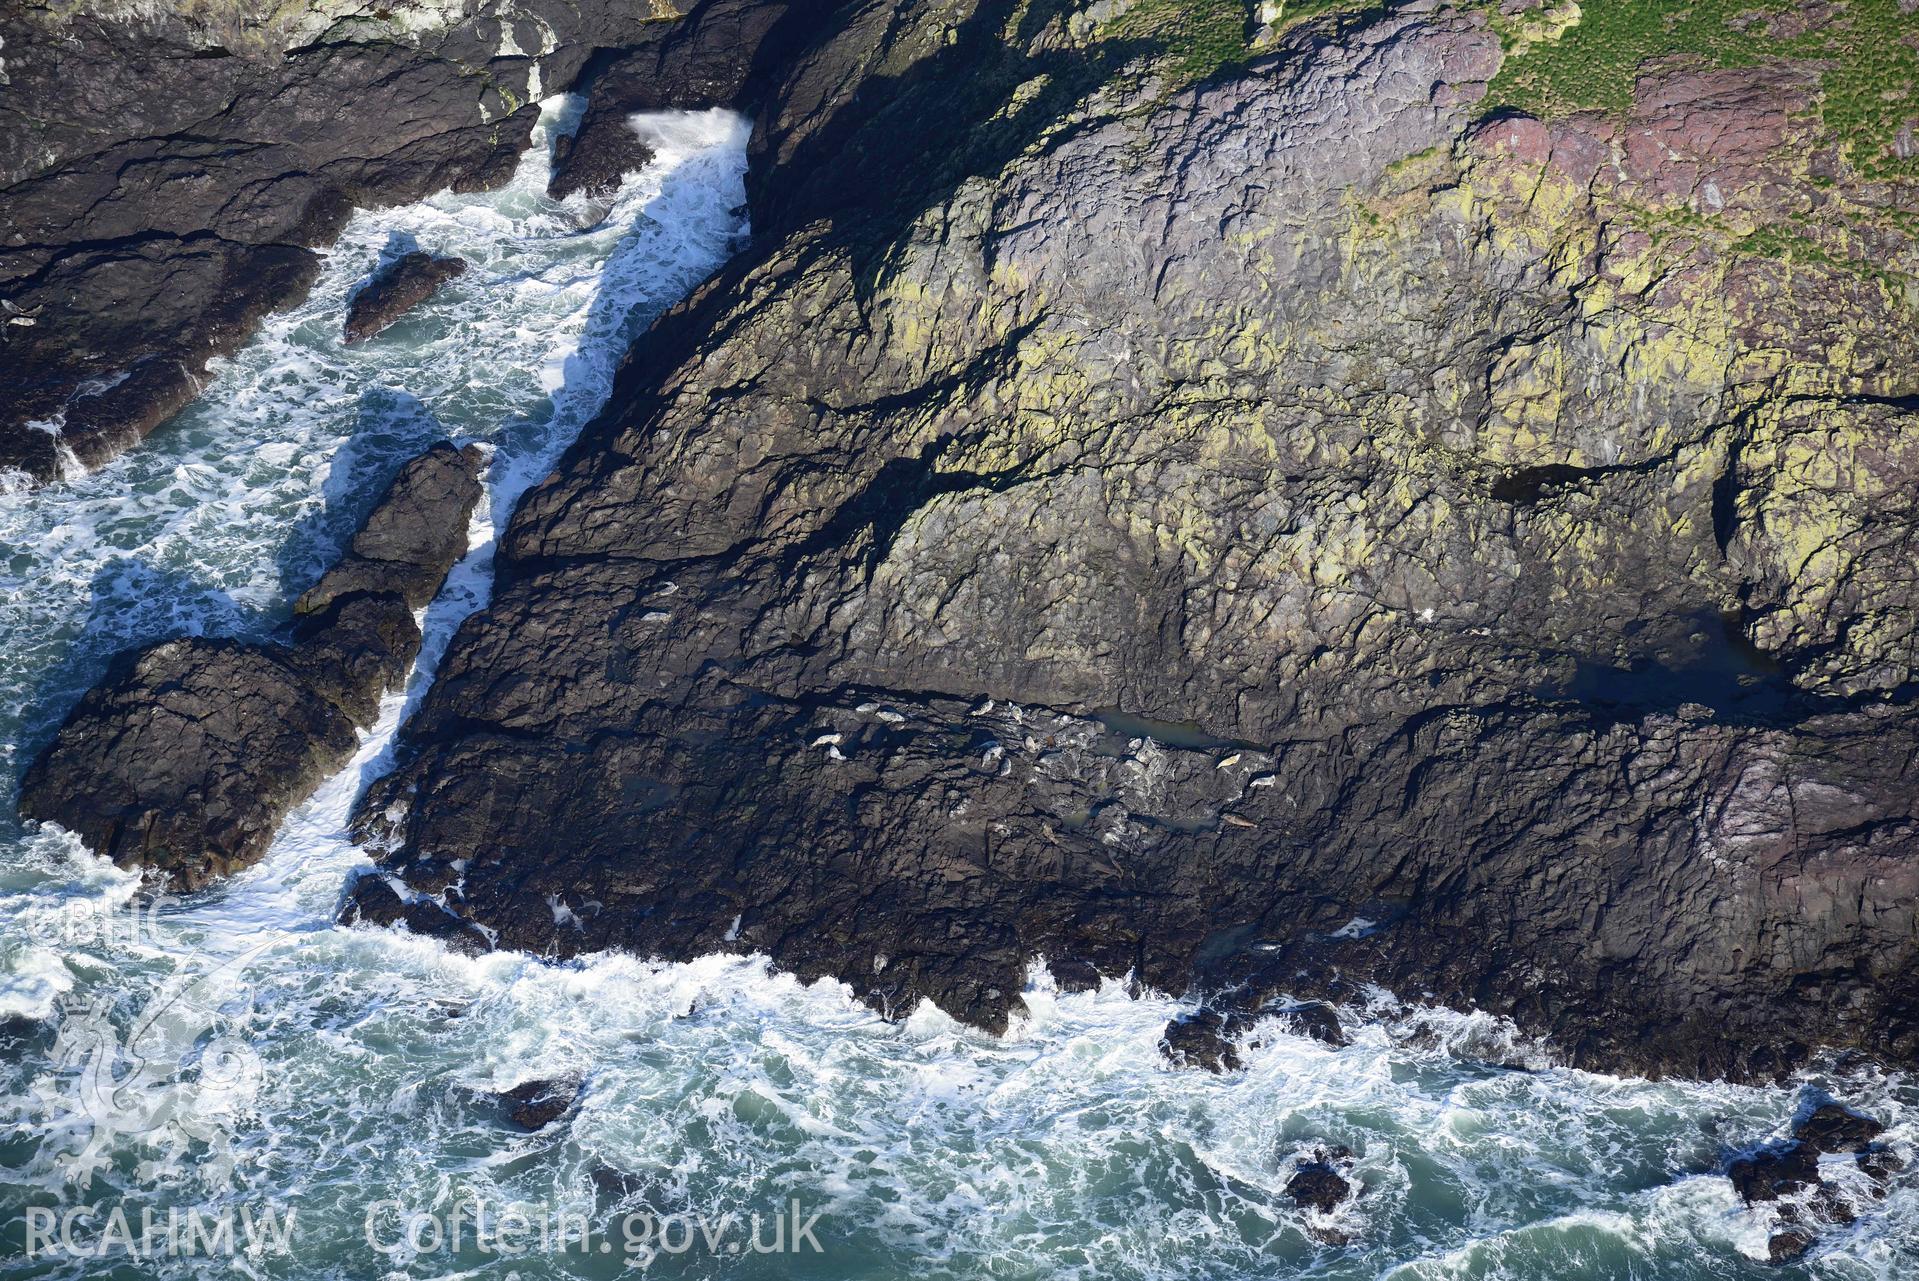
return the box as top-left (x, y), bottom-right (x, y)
top-left (1047, 957), bottom-right (1102, 992)
top-left (291, 592), bottom-right (425, 725)
top-left (1285, 1162), bottom-right (1352, 1215)
top-left (1729, 1103), bottom-right (1896, 1261)
top-left (1859, 1145), bottom-right (1906, 1183)
top-left (1275, 1002), bottom-right (1347, 1047)
top-left (1729, 1145), bottom-right (1821, 1203)
top-left (1792, 1103), bottom-right (1885, 1155)
top-left (20, 443), bottom-right (484, 888)
top-left (547, 0), bottom-right (793, 201)
top-left (340, 870), bottom-right (492, 954)
top-left (401, 899), bottom-right (494, 957)
top-left (347, 0), bottom-right (1919, 1082)
top-left (18, 641), bottom-right (360, 892)
top-left (1767, 1227), bottom-right (1815, 1264)
top-left (296, 442), bottom-right (486, 613)
top-left (499, 1077), bottom-right (584, 1130)
top-left (1160, 1010), bottom-right (1240, 1073)
top-left (1174, 999), bottom-right (1350, 1068)
top-left (549, 129), bottom-right (654, 202)
top-left (342, 253), bottom-right (469, 344)
top-left (0, 0), bottom-right (774, 481)
top-left (1285, 1145), bottom-right (1359, 1242)
top-left (340, 875), bottom-right (409, 928)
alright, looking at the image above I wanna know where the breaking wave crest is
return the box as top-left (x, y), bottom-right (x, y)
top-left (0, 100), bottom-right (1913, 1280)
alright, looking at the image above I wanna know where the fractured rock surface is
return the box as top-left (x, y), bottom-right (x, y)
top-left (352, 0), bottom-right (1919, 1081)
top-left (20, 443), bottom-right (483, 888)
top-left (0, 0), bottom-right (740, 481)
top-left (343, 253), bottom-right (468, 345)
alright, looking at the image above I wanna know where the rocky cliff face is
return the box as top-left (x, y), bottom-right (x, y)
top-left (344, 0), bottom-right (1919, 1080)
top-left (15, 0), bottom-right (1917, 1081)
top-left (0, 0), bottom-right (767, 481)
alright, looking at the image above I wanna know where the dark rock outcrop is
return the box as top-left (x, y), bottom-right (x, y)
top-left (1793, 1103), bottom-right (1886, 1156)
top-left (1160, 1010), bottom-right (1240, 1073)
top-left (549, 127), bottom-right (657, 204)
top-left (339, 874), bottom-right (409, 928)
top-left (1729, 1144), bottom-right (1822, 1204)
top-left (499, 1077), bottom-right (584, 1130)
top-left (1160, 999), bottom-right (1348, 1071)
top-left (1767, 1226), bottom-right (1816, 1265)
top-left (1728, 1102), bottom-right (1902, 1262)
top-left (1285, 1145), bottom-right (1359, 1243)
top-left (547, 0), bottom-right (795, 201)
top-left (343, 253), bottom-right (468, 344)
top-left (348, 0), bottom-right (1919, 1083)
top-left (20, 443), bottom-right (483, 888)
top-left (340, 872), bottom-right (494, 955)
top-left (0, 0), bottom-right (793, 482)
top-left (296, 440), bottom-right (486, 613)
top-left (1285, 1153), bottom-right (1354, 1214)
top-left (1275, 1003), bottom-right (1347, 1048)
top-left (17, 641), bottom-right (360, 890)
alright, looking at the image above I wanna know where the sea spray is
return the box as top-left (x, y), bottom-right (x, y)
top-left (0, 100), bottom-right (1913, 1280)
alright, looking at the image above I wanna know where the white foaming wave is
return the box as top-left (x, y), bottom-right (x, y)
top-left (6, 97), bottom-right (1919, 1281)
top-left (0, 101), bottom-right (753, 1241)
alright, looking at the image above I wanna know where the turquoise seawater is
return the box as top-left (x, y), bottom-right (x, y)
top-left (0, 100), bottom-right (1913, 1280)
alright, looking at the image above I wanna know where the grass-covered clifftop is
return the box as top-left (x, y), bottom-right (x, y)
top-left (1488, 0), bottom-right (1917, 181)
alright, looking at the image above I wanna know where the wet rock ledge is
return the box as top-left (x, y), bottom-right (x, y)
top-left (19, 443), bottom-right (483, 889)
top-left (0, 0), bottom-right (791, 483)
top-left (346, 0), bottom-right (1919, 1084)
top-left (344, 253), bottom-right (469, 345)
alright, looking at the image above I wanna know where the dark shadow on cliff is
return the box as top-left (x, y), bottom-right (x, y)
top-left (1540, 608), bottom-right (1916, 728)
top-left (747, 0), bottom-right (1156, 267)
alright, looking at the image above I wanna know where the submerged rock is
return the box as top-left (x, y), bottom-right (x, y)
top-left (20, 443), bottom-right (483, 889)
top-left (500, 1077), bottom-right (584, 1131)
top-left (1792, 1103), bottom-right (1885, 1155)
top-left (1728, 1145), bottom-right (1821, 1203)
top-left (1159, 1009), bottom-right (1240, 1073)
top-left (1162, 999), bottom-right (1348, 1073)
top-left (1285, 1145), bottom-right (1360, 1242)
top-left (343, 253), bottom-right (468, 345)
top-left (1285, 1161), bottom-right (1352, 1215)
top-left (1728, 1102), bottom-right (1900, 1262)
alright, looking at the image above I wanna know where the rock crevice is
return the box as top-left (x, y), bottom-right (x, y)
top-left (20, 443), bottom-right (483, 888)
top-left (345, 0), bottom-right (1919, 1081)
